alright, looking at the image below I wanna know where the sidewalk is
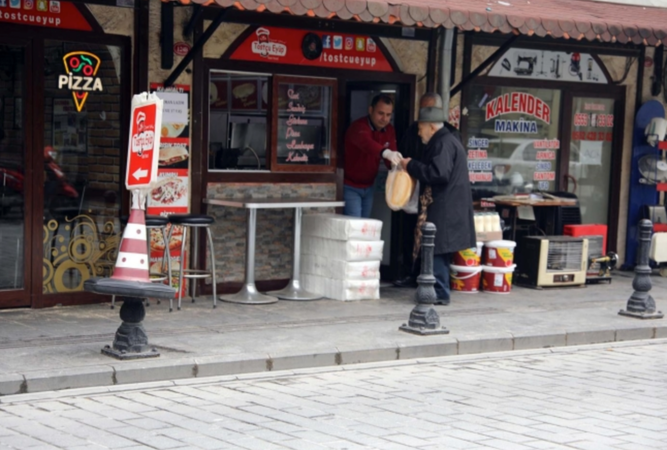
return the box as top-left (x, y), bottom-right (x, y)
top-left (0, 270), bottom-right (665, 398)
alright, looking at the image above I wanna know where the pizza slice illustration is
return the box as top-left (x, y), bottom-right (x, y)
top-left (62, 51), bottom-right (101, 112)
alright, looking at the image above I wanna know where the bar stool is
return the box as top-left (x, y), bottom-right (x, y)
top-left (111, 215), bottom-right (173, 309)
top-left (167, 214), bottom-right (217, 311)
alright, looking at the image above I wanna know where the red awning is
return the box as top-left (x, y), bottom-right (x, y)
top-left (166, 0), bottom-right (667, 45)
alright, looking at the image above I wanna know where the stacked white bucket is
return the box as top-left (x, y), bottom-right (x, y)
top-left (301, 214), bottom-right (384, 301)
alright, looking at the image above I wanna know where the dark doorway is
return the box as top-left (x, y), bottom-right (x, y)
top-left (344, 81), bottom-right (412, 282)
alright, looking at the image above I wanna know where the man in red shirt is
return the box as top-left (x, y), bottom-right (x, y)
top-left (343, 94), bottom-right (402, 217)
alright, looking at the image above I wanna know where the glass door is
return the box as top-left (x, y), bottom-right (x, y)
top-left (566, 96), bottom-right (617, 224)
top-left (41, 40), bottom-right (123, 297)
top-left (0, 39), bottom-right (32, 308)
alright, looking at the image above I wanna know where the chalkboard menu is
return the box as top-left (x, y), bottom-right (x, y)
top-left (272, 76), bottom-right (337, 172)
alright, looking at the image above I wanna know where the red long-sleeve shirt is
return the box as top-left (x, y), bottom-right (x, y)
top-left (343, 116), bottom-right (397, 189)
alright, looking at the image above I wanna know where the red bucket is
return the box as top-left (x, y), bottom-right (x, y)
top-left (482, 265), bottom-right (516, 294)
top-left (450, 264), bottom-right (483, 294)
top-left (484, 240), bottom-right (517, 267)
top-left (452, 242), bottom-right (483, 267)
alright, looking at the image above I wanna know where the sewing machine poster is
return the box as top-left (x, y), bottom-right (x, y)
top-left (488, 48), bottom-right (607, 84)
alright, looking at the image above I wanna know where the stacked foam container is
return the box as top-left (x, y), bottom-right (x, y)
top-left (301, 214), bottom-right (384, 301)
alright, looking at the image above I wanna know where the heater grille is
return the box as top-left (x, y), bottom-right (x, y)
top-left (547, 240), bottom-right (584, 271)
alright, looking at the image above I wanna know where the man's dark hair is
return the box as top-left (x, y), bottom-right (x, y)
top-left (370, 94), bottom-right (394, 109)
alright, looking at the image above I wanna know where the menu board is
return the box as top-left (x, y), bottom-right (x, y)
top-left (275, 82), bottom-right (331, 166)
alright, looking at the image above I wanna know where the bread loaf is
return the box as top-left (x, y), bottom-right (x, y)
top-left (385, 169), bottom-right (414, 211)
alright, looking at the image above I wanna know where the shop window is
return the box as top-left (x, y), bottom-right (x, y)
top-left (464, 85), bottom-right (561, 195)
top-left (207, 71), bottom-right (337, 173)
top-left (209, 71), bottom-right (270, 171)
top-left (271, 75), bottom-right (337, 172)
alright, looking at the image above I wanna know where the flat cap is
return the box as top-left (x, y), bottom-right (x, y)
top-left (418, 107), bottom-right (446, 123)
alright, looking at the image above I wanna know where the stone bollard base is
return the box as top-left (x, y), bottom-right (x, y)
top-left (399, 323), bottom-right (450, 336)
top-left (400, 304), bottom-right (450, 335)
top-left (618, 309), bottom-right (664, 320)
top-left (102, 344), bottom-right (160, 360)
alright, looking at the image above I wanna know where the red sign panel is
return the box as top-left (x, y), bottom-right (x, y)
top-left (126, 103), bottom-right (159, 189)
top-left (0, 0), bottom-right (92, 31)
top-left (230, 26), bottom-right (393, 72)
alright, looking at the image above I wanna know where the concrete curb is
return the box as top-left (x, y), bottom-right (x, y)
top-left (2, 324), bottom-right (667, 398)
top-left (3, 338), bottom-right (667, 405)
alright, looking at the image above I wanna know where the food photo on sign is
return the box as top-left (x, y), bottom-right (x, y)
top-left (147, 218), bottom-right (187, 297)
top-left (209, 79), bottom-right (228, 110)
top-left (148, 169), bottom-right (188, 208)
top-left (231, 79), bottom-right (259, 110)
top-left (158, 138), bottom-right (189, 169)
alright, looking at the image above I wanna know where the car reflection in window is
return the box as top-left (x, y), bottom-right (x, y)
top-left (483, 138), bottom-right (579, 194)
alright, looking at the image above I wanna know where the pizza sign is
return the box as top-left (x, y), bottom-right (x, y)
top-left (58, 51), bottom-right (103, 112)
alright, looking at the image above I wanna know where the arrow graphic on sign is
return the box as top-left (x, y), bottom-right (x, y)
top-left (133, 168), bottom-right (148, 180)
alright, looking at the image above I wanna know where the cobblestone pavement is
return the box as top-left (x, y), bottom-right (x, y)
top-left (1, 340), bottom-right (666, 450)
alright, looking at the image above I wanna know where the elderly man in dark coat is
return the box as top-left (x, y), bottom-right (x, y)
top-left (399, 106), bottom-right (476, 304)
top-left (394, 92), bottom-right (462, 288)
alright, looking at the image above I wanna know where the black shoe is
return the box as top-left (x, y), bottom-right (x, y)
top-left (393, 276), bottom-right (418, 288)
top-left (434, 298), bottom-right (450, 306)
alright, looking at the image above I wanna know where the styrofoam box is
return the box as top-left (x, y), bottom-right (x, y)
top-left (302, 274), bottom-right (380, 301)
top-left (301, 254), bottom-right (380, 280)
top-left (302, 236), bottom-right (384, 261)
top-left (302, 214), bottom-right (382, 241)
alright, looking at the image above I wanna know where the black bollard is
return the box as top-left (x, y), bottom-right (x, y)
top-left (619, 219), bottom-right (664, 319)
top-left (400, 222), bottom-right (449, 335)
top-left (102, 296), bottom-right (158, 359)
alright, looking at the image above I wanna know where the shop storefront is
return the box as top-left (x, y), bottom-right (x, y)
top-left (194, 20), bottom-right (424, 289)
top-left (2, 0), bottom-right (667, 308)
top-left (460, 36), bottom-right (631, 249)
top-left (0, 1), bottom-right (133, 308)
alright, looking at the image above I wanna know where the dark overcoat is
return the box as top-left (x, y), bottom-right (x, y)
top-left (406, 126), bottom-right (476, 255)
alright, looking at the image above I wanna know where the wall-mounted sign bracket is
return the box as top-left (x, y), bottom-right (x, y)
top-left (164, 8), bottom-right (227, 87)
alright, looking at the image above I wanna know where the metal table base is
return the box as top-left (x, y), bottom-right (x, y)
top-left (218, 208), bottom-right (278, 305)
top-left (204, 198), bottom-right (344, 305)
top-left (267, 207), bottom-right (321, 301)
top-left (219, 284), bottom-right (278, 305)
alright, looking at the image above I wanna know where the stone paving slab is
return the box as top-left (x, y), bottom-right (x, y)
top-left (0, 271), bottom-right (665, 396)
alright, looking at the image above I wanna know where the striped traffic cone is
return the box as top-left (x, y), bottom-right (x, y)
top-left (112, 207), bottom-right (150, 282)
top-left (84, 192), bottom-right (175, 300)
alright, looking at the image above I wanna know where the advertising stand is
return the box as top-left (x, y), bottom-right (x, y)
top-left (84, 92), bottom-right (175, 360)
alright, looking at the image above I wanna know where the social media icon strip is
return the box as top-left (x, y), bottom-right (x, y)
top-left (345, 37), bottom-right (354, 51)
top-left (333, 36), bottom-right (343, 50)
top-left (366, 38), bottom-right (376, 53)
top-left (355, 37), bottom-right (365, 51)
top-left (322, 35), bottom-right (331, 49)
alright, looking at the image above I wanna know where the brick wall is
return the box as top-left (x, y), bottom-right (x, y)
top-left (206, 183), bottom-right (336, 282)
